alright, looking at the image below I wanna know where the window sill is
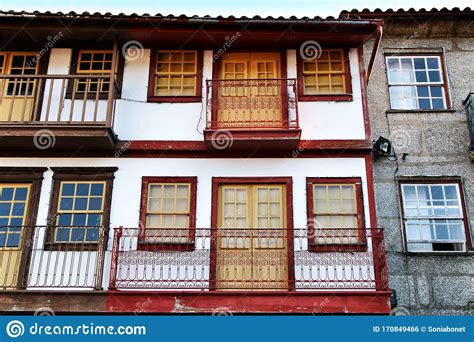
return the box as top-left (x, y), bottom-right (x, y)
top-left (299, 94), bottom-right (353, 102)
top-left (147, 96), bottom-right (202, 103)
top-left (405, 251), bottom-right (474, 257)
top-left (386, 109), bottom-right (456, 114)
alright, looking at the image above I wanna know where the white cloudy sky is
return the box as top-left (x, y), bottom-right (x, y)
top-left (0, 0), bottom-right (472, 17)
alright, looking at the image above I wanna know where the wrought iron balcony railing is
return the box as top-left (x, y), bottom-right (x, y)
top-left (205, 79), bottom-right (299, 130)
top-left (0, 226), bottom-right (106, 290)
top-left (109, 228), bottom-right (388, 291)
top-left (0, 74), bottom-right (117, 126)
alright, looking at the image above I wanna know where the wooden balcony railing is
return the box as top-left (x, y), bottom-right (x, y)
top-left (0, 226), bottom-right (106, 290)
top-left (0, 74), bottom-right (117, 126)
top-left (109, 228), bottom-right (388, 291)
top-left (205, 79), bottom-right (299, 130)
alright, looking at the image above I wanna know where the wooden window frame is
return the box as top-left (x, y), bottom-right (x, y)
top-left (46, 167), bottom-right (117, 251)
top-left (138, 176), bottom-right (197, 251)
top-left (306, 177), bottom-right (366, 252)
top-left (0, 167), bottom-right (46, 289)
top-left (398, 178), bottom-right (472, 254)
top-left (384, 52), bottom-right (450, 111)
top-left (53, 180), bottom-right (107, 244)
top-left (147, 50), bottom-right (203, 103)
top-left (297, 48), bottom-right (353, 102)
top-left (67, 49), bottom-right (124, 99)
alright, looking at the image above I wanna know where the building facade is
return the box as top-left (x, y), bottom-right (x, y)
top-left (345, 8), bottom-right (474, 315)
top-left (0, 11), bottom-right (390, 314)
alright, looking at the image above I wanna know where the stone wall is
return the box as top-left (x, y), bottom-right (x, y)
top-left (364, 16), bottom-right (474, 315)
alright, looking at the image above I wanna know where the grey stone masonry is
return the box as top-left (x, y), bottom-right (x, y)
top-left (363, 11), bottom-right (474, 315)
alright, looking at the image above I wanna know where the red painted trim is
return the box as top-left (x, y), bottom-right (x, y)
top-left (105, 291), bottom-right (391, 314)
top-left (138, 176), bottom-right (198, 251)
top-left (306, 177), bottom-right (367, 252)
top-left (209, 177), bottom-right (295, 291)
top-left (364, 155), bottom-right (378, 229)
top-left (126, 139), bottom-right (371, 153)
top-left (297, 48), bottom-right (353, 101)
top-left (358, 47), bottom-right (372, 141)
top-left (147, 50), bottom-right (203, 103)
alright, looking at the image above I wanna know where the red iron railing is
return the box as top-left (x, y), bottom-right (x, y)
top-left (109, 228), bottom-right (388, 291)
top-left (205, 78), bottom-right (299, 130)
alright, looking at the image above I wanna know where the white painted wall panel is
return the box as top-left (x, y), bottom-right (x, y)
top-left (44, 48), bottom-right (366, 140)
top-left (0, 157), bottom-right (374, 290)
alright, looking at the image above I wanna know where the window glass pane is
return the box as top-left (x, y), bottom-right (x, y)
top-left (402, 183), bottom-right (466, 249)
top-left (145, 182), bottom-right (192, 233)
top-left (154, 51), bottom-right (197, 96)
top-left (56, 181), bottom-right (105, 243)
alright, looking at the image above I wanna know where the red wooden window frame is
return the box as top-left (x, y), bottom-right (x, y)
top-left (297, 48), bottom-right (353, 102)
top-left (147, 50), bottom-right (203, 103)
top-left (397, 178), bottom-right (472, 253)
top-left (138, 176), bottom-right (198, 251)
top-left (306, 177), bottom-right (366, 252)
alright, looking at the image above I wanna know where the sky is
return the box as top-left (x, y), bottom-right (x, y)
top-left (0, 0), bottom-right (472, 17)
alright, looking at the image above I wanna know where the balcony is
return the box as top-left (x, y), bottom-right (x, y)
top-left (107, 228), bottom-right (390, 313)
top-left (0, 226), bottom-right (106, 290)
top-left (204, 79), bottom-right (301, 150)
top-left (0, 74), bottom-right (118, 151)
top-left (463, 93), bottom-right (474, 160)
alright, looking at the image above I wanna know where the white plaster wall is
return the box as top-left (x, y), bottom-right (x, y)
top-left (43, 48), bottom-right (366, 140)
top-left (287, 48), bottom-right (366, 140)
top-left (0, 157), bottom-right (374, 290)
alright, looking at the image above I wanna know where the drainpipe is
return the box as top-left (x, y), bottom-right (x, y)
top-left (366, 24), bottom-right (383, 83)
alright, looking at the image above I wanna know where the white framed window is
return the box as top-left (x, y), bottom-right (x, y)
top-left (386, 55), bottom-right (447, 110)
top-left (400, 182), bottom-right (469, 252)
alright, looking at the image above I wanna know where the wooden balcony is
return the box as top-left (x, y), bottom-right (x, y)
top-left (204, 79), bottom-right (301, 150)
top-left (0, 74), bottom-right (118, 151)
top-left (0, 225), bottom-right (106, 290)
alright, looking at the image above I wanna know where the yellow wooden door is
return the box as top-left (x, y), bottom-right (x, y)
top-left (0, 53), bottom-right (39, 122)
top-left (218, 52), bottom-right (281, 128)
top-left (216, 184), bottom-right (288, 290)
top-left (0, 184), bottom-right (31, 289)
